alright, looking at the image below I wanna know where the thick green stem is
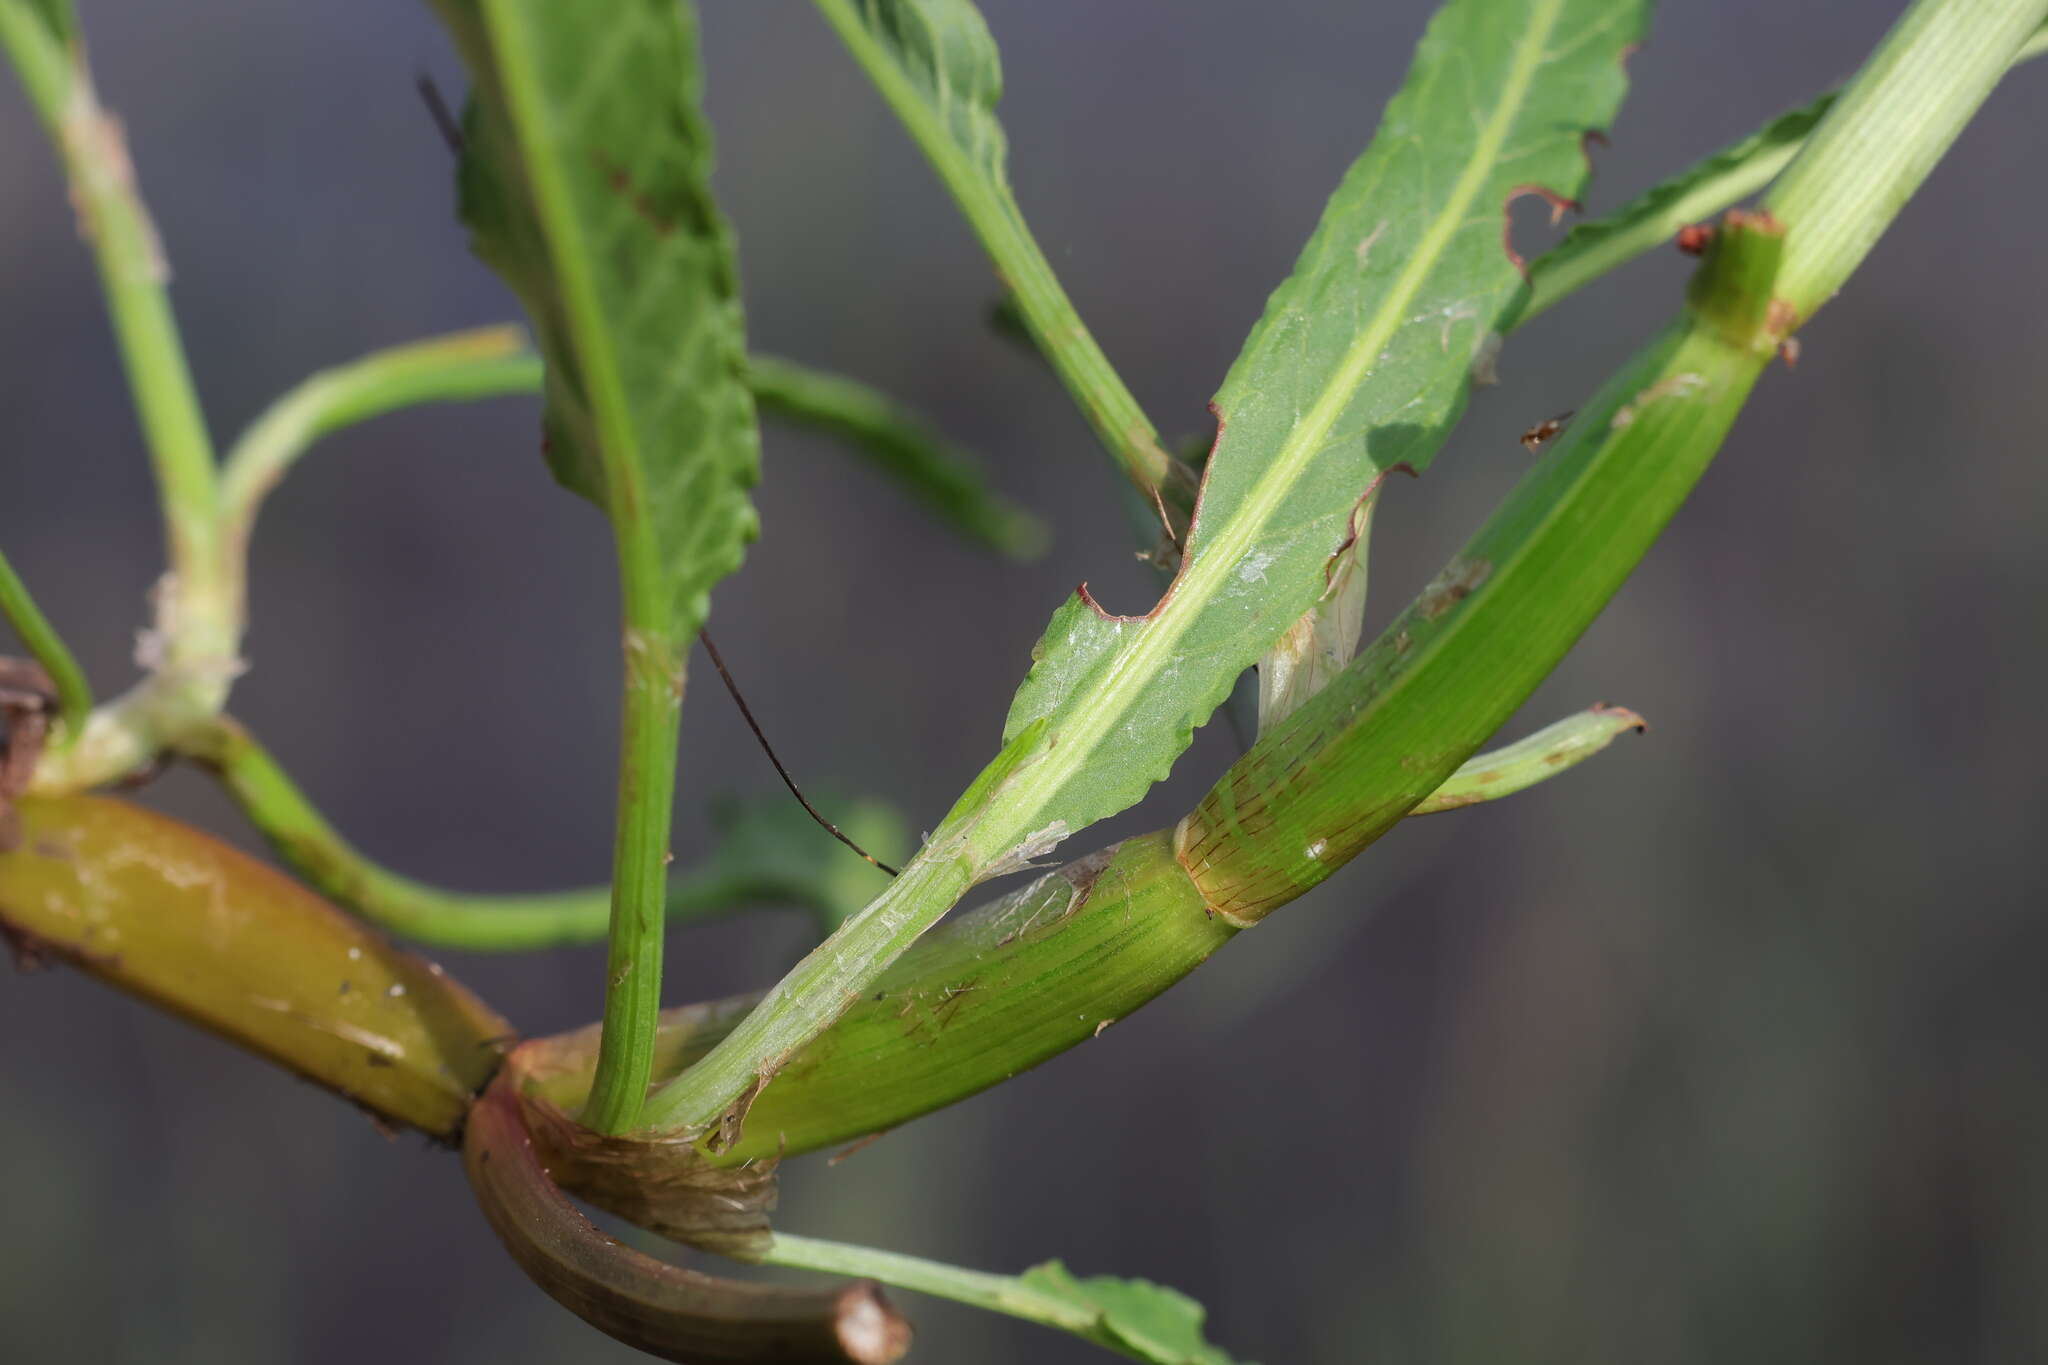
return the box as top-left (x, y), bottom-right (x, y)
top-left (0, 547), bottom-right (93, 737)
top-left (527, 830), bottom-right (1224, 1159)
top-left (1766, 0), bottom-right (2048, 321)
top-left (583, 628), bottom-right (687, 1134)
top-left (810, 0), bottom-right (1184, 512)
top-left (0, 794), bottom-right (511, 1140)
top-left (1521, 22), bottom-right (2048, 326)
top-left (632, 835), bottom-right (979, 1137)
top-left (1180, 319), bottom-right (1770, 922)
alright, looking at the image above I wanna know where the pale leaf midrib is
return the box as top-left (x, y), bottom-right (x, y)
top-left (986, 0), bottom-right (1569, 849)
top-left (487, 5), bottom-right (664, 607)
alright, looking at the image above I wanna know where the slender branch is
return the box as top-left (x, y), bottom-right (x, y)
top-left (809, 0), bottom-right (1188, 520)
top-left (761, 1235), bottom-right (1110, 1351)
top-left (582, 624), bottom-right (686, 1134)
top-left (217, 326), bottom-right (539, 554)
top-left (0, 4), bottom-right (228, 670)
top-left (0, 547), bottom-right (93, 737)
top-left (175, 717), bottom-right (879, 951)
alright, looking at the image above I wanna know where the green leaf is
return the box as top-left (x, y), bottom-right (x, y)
top-left (1181, 222), bottom-right (1791, 923)
top-left (1018, 1261), bottom-right (1248, 1365)
top-left (749, 354), bottom-right (1046, 558)
top-left (635, 0), bottom-right (1656, 1138)
top-left (1410, 703), bottom-right (1646, 813)
top-left (433, 0), bottom-right (758, 638)
top-left (21, 0), bottom-right (74, 45)
top-left (1522, 99), bottom-right (1826, 324)
top-left (813, 0), bottom-right (1181, 502)
top-left (990, 0), bottom-right (1653, 849)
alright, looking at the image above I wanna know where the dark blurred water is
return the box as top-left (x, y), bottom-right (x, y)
top-left (3, 3), bottom-right (2046, 1362)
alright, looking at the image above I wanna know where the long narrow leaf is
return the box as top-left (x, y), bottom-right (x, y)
top-left (992, 0), bottom-right (1652, 848)
top-left (638, 0), bottom-right (1655, 1136)
top-left (813, 0), bottom-right (1182, 503)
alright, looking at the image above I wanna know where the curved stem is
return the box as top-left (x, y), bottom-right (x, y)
top-left (176, 717), bottom-right (856, 951)
top-left (465, 1077), bottom-right (911, 1364)
top-left (218, 326), bottom-right (540, 555)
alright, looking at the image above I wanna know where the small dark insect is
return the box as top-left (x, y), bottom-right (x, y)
top-left (1519, 411), bottom-right (1574, 452)
top-left (1676, 223), bottom-right (1715, 255)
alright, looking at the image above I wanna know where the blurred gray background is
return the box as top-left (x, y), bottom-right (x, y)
top-left (4, 2), bottom-right (2046, 1361)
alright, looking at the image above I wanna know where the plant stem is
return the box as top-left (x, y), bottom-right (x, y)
top-left (810, 0), bottom-right (1184, 510)
top-left (0, 547), bottom-right (93, 737)
top-left (0, 793), bottom-right (511, 1140)
top-left (761, 1235), bottom-right (1107, 1345)
top-left (0, 5), bottom-right (223, 641)
top-left (2, 3), bottom-right (237, 788)
top-left (1766, 0), bottom-right (2048, 321)
top-left (633, 834), bottom-right (978, 1136)
top-left (177, 717), bottom-right (847, 952)
top-left (218, 326), bottom-right (539, 555)
top-left (1519, 21), bottom-right (2048, 326)
top-left (520, 830), bottom-right (1224, 1160)
top-left (582, 627), bottom-right (687, 1134)
top-left (747, 355), bottom-right (1046, 558)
